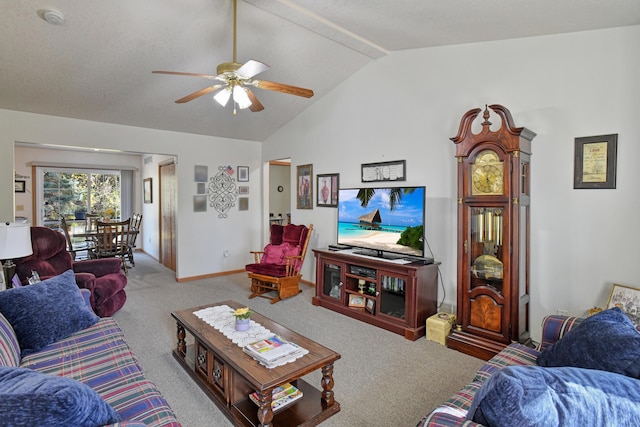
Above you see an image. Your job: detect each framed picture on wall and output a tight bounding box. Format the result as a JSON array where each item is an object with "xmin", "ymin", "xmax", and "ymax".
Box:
[
  {"xmin": 14, "ymin": 180, "xmax": 26, "ymax": 193},
  {"xmin": 361, "ymin": 160, "xmax": 406, "ymax": 182},
  {"xmin": 143, "ymin": 178, "xmax": 152, "ymax": 203},
  {"xmin": 193, "ymin": 195, "xmax": 207, "ymax": 212},
  {"xmin": 237, "ymin": 166, "xmax": 249, "ymax": 182},
  {"xmin": 194, "ymin": 165, "xmax": 208, "ymax": 182},
  {"xmin": 316, "ymin": 173, "xmax": 339, "ymax": 207},
  {"xmin": 296, "ymin": 164, "xmax": 313, "ymax": 209},
  {"xmin": 574, "ymin": 134, "xmax": 617, "ymax": 189}
]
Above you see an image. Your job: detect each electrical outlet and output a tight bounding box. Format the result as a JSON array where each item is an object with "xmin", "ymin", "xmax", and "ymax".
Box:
[{"xmin": 557, "ymin": 308, "xmax": 569, "ymax": 316}]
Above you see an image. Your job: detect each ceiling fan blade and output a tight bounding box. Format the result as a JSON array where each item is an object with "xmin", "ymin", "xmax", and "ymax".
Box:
[
  {"xmin": 152, "ymin": 70, "xmax": 219, "ymax": 80},
  {"xmin": 253, "ymin": 80, "xmax": 314, "ymax": 98},
  {"xmin": 245, "ymin": 89, "xmax": 264, "ymax": 112},
  {"xmin": 235, "ymin": 60, "xmax": 270, "ymax": 79},
  {"xmin": 175, "ymin": 85, "xmax": 223, "ymax": 104}
]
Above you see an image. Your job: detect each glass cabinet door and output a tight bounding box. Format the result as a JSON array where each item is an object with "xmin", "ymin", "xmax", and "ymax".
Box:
[
  {"xmin": 469, "ymin": 207, "xmax": 505, "ymax": 294},
  {"xmin": 322, "ymin": 262, "xmax": 342, "ymax": 300},
  {"xmin": 379, "ymin": 274, "xmax": 406, "ymax": 319}
]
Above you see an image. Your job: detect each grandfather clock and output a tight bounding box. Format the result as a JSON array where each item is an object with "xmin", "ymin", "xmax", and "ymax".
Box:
[{"xmin": 446, "ymin": 104, "xmax": 536, "ymax": 360}]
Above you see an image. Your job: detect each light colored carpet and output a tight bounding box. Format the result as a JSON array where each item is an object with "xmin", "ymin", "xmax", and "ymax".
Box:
[{"xmin": 113, "ymin": 253, "xmax": 485, "ymax": 426}]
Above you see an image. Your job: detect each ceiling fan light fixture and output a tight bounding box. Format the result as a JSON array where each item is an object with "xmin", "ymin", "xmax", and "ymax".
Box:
[
  {"xmin": 233, "ymin": 85, "xmax": 252, "ymax": 110},
  {"xmin": 213, "ymin": 88, "xmax": 231, "ymax": 107}
]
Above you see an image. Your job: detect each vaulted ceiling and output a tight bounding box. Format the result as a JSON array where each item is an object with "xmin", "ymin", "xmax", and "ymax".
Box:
[{"xmin": 2, "ymin": 0, "xmax": 639, "ymax": 141}]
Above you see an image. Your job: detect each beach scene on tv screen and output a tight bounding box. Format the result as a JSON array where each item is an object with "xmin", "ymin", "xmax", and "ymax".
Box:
[{"xmin": 338, "ymin": 187, "xmax": 424, "ymax": 257}]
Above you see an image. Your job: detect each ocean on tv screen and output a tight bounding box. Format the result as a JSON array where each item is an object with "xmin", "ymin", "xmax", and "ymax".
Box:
[{"xmin": 337, "ymin": 187, "xmax": 425, "ymax": 257}]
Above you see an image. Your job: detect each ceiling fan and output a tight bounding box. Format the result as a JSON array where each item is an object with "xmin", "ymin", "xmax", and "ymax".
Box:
[{"xmin": 152, "ymin": 0, "xmax": 314, "ymax": 114}]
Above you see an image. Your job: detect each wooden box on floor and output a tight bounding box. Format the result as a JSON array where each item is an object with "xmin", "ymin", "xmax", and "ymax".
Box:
[{"xmin": 426, "ymin": 312, "xmax": 456, "ymax": 346}]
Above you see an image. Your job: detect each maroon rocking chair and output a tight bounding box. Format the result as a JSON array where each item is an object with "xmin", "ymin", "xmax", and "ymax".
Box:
[{"xmin": 245, "ymin": 223, "xmax": 313, "ymax": 304}]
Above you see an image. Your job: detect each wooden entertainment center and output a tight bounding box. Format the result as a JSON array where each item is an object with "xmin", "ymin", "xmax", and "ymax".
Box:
[{"xmin": 312, "ymin": 249, "xmax": 439, "ymax": 340}]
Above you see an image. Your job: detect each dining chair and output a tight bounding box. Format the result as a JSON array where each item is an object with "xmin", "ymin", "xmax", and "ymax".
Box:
[
  {"xmin": 91, "ymin": 218, "xmax": 131, "ymax": 274},
  {"xmin": 126, "ymin": 213, "xmax": 142, "ymax": 267},
  {"xmin": 60, "ymin": 217, "xmax": 92, "ymax": 261},
  {"xmin": 85, "ymin": 213, "xmax": 100, "ymax": 232}
]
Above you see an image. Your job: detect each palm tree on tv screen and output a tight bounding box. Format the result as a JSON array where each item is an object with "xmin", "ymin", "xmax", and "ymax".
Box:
[{"xmin": 356, "ymin": 187, "xmax": 416, "ymax": 211}]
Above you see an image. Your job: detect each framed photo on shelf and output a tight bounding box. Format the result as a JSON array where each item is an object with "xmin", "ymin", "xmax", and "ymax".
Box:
[
  {"xmin": 237, "ymin": 166, "xmax": 249, "ymax": 182},
  {"xmin": 361, "ymin": 160, "xmax": 406, "ymax": 182},
  {"xmin": 14, "ymin": 180, "xmax": 26, "ymax": 193},
  {"xmin": 348, "ymin": 294, "xmax": 366, "ymax": 308},
  {"xmin": 574, "ymin": 134, "xmax": 617, "ymax": 189},
  {"xmin": 143, "ymin": 178, "xmax": 152, "ymax": 203},
  {"xmin": 296, "ymin": 164, "xmax": 313, "ymax": 209},
  {"xmin": 316, "ymin": 173, "xmax": 339, "ymax": 207},
  {"xmin": 365, "ymin": 298, "xmax": 375, "ymax": 314},
  {"xmin": 606, "ymin": 283, "xmax": 640, "ymax": 327}
]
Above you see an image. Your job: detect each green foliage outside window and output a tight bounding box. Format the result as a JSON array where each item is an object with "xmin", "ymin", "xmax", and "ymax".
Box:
[{"xmin": 42, "ymin": 170, "xmax": 121, "ymax": 224}]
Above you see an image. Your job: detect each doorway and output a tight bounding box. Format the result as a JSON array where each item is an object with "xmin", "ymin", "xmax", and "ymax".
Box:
[{"xmin": 269, "ymin": 159, "xmax": 291, "ymax": 225}]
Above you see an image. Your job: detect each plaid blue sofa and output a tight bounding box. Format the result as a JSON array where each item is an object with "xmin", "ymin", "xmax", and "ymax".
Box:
[
  {"xmin": 417, "ymin": 315, "xmax": 583, "ymax": 427},
  {"xmin": 0, "ymin": 312, "xmax": 180, "ymax": 427}
]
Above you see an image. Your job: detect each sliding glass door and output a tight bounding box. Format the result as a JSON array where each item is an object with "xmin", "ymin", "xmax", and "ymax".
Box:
[{"xmin": 36, "ymin": 167, "xmax": 122, "ymax": 228}]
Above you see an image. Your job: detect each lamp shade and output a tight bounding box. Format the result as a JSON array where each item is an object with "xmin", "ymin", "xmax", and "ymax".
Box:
[{"xmin": 0, "ymin": 222, "xmax": 33, "ymax": 260}]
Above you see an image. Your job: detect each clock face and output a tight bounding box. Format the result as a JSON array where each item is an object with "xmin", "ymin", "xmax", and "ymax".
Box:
[{"xmin": 471, "ymin": 150, "xmax": 504, "ymax": 195}]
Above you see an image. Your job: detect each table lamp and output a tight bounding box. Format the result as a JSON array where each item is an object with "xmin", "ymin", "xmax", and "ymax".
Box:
[{"xmin": 0, "ymin": 222, "xmax": 33, "ymax": 289}]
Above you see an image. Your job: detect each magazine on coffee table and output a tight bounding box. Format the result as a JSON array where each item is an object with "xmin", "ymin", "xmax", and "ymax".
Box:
[
  {"xmin": 249, "ymin": 382, "xmax": 303, "ymax": 411},
  {"xmin": 243, "ymin": 335, "xmax": 308, "ymax": 368}
]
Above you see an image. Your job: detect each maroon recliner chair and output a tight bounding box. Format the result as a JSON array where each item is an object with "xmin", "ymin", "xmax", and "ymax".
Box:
[{"xmin": 14, "ymin": 226, "xmax": 127, "ymax": 317}]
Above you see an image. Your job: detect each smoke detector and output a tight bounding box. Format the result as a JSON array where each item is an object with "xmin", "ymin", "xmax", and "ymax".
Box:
[{"xmin": 37, "ymin": 9, "xmax": 65, "ymax": 25}]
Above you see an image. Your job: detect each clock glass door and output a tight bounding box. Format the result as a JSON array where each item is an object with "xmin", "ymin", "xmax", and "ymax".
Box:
[{"xmin": 467, "ymin": 206, "xmax": 505, "ymax": 334}]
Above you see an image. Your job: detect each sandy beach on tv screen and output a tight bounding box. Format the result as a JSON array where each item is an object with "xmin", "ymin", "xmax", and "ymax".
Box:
[{"xmin": 341, "ymin": 231, "xmax": 421, "ymax": 256}]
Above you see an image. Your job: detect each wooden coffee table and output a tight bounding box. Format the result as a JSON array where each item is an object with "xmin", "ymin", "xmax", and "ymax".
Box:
[{"xmin": 171, "ymin": 300, "xmax": 341, "ymax": 427}]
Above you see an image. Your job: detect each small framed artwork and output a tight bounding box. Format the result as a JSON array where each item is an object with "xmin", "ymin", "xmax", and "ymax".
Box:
[
  {"xmin": 238, "ymin": 186, "xmax": 249, "ymax": 195},
  {"xmin": 606, "ymin": 283, "xmax": 640, "ymax": 327},
  {"xmin": 196, "ymin": 182, "xmax": 206, "ymax": 195},
  {"xmin": 574, "ymin": 134, "xmax": 617, "ymax": 189},
  {"xmin": 238, "ymin": 197, "xmax": 249, "ymax": 211},
  {"xmin": 296, "ymin": 164, "xmax": 313, "ymax": 209},
  {"xmin": 237, "ymin": 166, "xmax": 249, "ymax": 182},
  {"xmin": 193, "ymin": 195, "xmax": 207, "ymax": 212},
  {"xmin": 365, "ymin": 298, "xmax": 375, "ymax": 314},
  {"xmin": 194, "ymin": 165, "xmax": 208, "ymax": 182},
  {"xmin": 348, "ymin": 294, "xmax": 366, "ymax": 308},
  {"xmin": 361, "ymin": 160, "xmax": 406, "ymax": 182},
  {"xmin": 14, "ymin": 180, "xmax": 26, "ymax": 193},
  {"xmin": 317, "ymin": 173, "xmax": 339, "ymax": 207},
  {"xmin": 143, "ymin": 178, "xmax": 153, "ymax": 203}
]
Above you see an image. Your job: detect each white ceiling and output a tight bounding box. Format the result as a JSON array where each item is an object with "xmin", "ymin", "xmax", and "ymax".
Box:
[{"xmin": 2, "ymin": 1, "xmax": 639, "ymax": 142}]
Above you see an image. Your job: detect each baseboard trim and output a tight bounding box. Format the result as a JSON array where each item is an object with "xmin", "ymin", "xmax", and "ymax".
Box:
[{"xmin": 176, "ymin": 269, "xmax": 246, "ymax": 283}]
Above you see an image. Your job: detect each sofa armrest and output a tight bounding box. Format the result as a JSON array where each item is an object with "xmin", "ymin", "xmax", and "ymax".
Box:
[
  {"xmin": 537, "ymin": 315, "xmax": 583, "ymax": 351},
  {"xmin": 73, "ymin": 258, "xmax": 123, "ymax": 277},
  {"xmin": 106, "ymin": 422, "xmax": 147, "ymax": 427},
  {"xmin": 73, "ymin": 272, "xmax": 96, "ymax": 292},
  {"xmin": 417, "ymin": 411, "xmax": 482, "ymax": 427}
]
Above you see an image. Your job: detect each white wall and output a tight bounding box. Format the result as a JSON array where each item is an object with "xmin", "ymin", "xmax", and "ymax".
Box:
[
  {"xmin": 0, "ymin": 111, "xmax": 263, "ymax": 280},
  {"xmin": 263, "ymin": 26, "xmax": 640, "ymax": 340}
]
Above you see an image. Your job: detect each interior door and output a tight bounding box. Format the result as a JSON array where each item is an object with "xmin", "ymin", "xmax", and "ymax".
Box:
[{"xmin": 159, "ymin": 162, "xmax": 177, "ymax": 271}]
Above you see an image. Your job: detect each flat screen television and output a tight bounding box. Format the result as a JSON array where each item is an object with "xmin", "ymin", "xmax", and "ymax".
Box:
[{"xmin": 337, "ymin": 186, "xmax": 427, "ymax": 260}]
